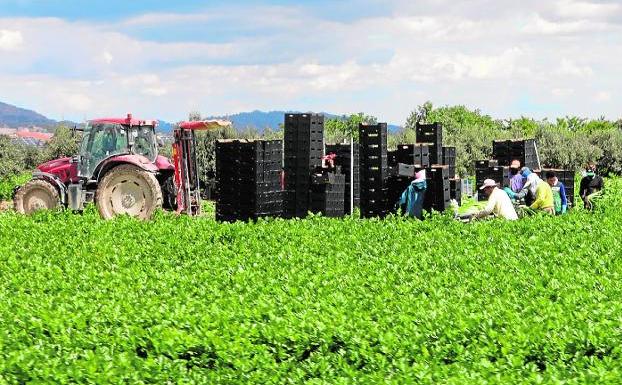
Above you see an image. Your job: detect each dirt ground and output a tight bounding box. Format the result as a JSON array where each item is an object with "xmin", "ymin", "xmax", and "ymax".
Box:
[{"xmin": 0, "ymin": 201, "xmax": 12, "ymax": 212}]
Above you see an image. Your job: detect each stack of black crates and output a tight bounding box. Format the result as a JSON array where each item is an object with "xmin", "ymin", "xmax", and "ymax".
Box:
[
  {"xmin": 442, "ymin": 146, "xmax": 456, "ymax": 178},
  {"xmin": 425, "ymin": 165, "xmax": 451, "ymax": 212},
  {"xmin": 359, "ymin": 123, "xmax": 389, "ymax": 218},
  {"xmin": 492, "ymin": 139, "xmax": 539, "ymax": 170},
  {"xmin": 325, "ymin": 144, "xmax": 360, "ymax": 214},
  {"xmin": 284, "ymin": 113, "xmax": 324, "ymax": 218},
  {"xmin": 215, "ymin": 140, "xmax": 283, "ymax": 222},
  {"xmin": 540, "ymin": 169, "xmax": 576, "ymax": 207},
  {"xmin": 416, "ymin": 123, "xmax": 443, "ymax": 165},
  {"xmin": 396, "ymin": 144, "xmax": 431, "ymax": 168},
  {"xmin": 310, "ymin": 171, "xmax": 346, "ymax": 217},
  {"xmin": 442, "ymin": 145, "xmax": 459, "ymax": 204},
  {"xmin": 389, "ymin": 122, "xmax": 457, "ymax": 211},
  {"xmin": 475, "ymin": 163, "xmax": 510, "ymax": 201}
]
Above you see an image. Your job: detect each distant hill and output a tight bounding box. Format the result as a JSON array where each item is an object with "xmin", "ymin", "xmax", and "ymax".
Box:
[
  {"xmin": 0, "ymin": 101, "xmax": 56, "ymax": 128},
  {"xmin": 0, "ymin": 101, "xmax": 401, "ymax": 134},
  {"xmin": 201, "ymin": 110, "xmax": 402, "ymax": 133}
]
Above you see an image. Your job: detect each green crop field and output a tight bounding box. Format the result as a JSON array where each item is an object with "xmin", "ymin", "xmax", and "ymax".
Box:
[{"xmin": 1, "ymin": 180, "xmax": 622, "ymax": 384}]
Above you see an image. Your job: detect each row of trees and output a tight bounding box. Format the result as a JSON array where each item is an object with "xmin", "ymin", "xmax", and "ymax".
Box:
[
  {"xmin": 1, "ymin": 105, "xmax": 620, "ymax": 187},
  {"xmin": 402, "ymin": 102, "xmax": 622, "ymax": 177},
  {"xmin": 0, "ymin": 126, "xmax": 79, "ymax": 179}
]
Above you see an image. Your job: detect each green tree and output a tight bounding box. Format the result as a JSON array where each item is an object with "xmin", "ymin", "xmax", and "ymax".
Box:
[
  {"xmin": 44, "ymin": 125, "xmax": 80, "ymax": 161},
  {"xmin": 189, "ymin": 112, "xmax": 239, "ymax": 189},
  {"xmin": 0, "ymin": 135, "xmax": 26, "ymax": 178},
  {"xmin": 325, "ymin": 113, "xmax": 377, "ymax": 144},
  {"xmin": 417, "ymin": 103, "xmax": 504, "ymax": 176}
]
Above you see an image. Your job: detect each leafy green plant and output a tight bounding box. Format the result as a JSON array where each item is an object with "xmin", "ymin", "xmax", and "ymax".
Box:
[
  {"xmin": 0, "ymin": 172, "xmax": 30, "ymax": 201},
  {"xmin": 0, "ymin": 179, "xmax": 621, "ymax": 383}
]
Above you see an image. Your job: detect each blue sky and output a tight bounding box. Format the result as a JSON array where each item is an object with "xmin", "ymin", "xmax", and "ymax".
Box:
[{"xmin": 0, "ymin": 0, "xmax": 620, "ymax": 123}]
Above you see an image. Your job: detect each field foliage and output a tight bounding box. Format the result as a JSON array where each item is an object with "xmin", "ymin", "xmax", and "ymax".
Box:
[{"xmin": 0, "ymin": 180, "xmax": 621, "ymax": 384}]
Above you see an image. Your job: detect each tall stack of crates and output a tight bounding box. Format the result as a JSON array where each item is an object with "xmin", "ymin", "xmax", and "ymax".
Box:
[
  {"xmin": 215, "ymin": 140, "xmax": 283, "ymax": 221},
  {"xmin": 416, "ymin": 122, "xmax": 443, "ymax": 164},
  {"xmin": 492, "ymin": 139, "xmax": 539, "ymax": 170},
  {"xmin": 475, "ymin": 164, "xmax": 510, "ymax": 201},
  {"xmin": 540, "ymin": 169, "xmax": 576, "ymax": 207},
  {"xmin": 359, "ymin": 123, "xmax": 389, "ymax": 218},
  {"xmin": 310, "ymin": 171, "xmax": 346, "ymax": 217},
  {"xmin": 325, "ymin": 144, "xmax": 360, "ymax": 214},
  {"xmin": 283, "ymin": 113, "xmax": 324, "ymax": 217},
  {"xmin": 396, "ymin": 144, "xmax": 430, "ymax": 167},
  {"xmin": 442, "ymin": 146, "xmax": 457, "ymax": 179},
  {"xmin": 424, "ymin": 165, "xmax": 450, "ymax": 212}
]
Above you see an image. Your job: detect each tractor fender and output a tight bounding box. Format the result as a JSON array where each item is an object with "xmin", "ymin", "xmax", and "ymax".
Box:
[
  {"xmin": 28, "ymin": 171, "xmax": 68, "ymax": 205},
  {"xmin": 94, "ymin": 155, "xmax": 159, "ymax": 182}
]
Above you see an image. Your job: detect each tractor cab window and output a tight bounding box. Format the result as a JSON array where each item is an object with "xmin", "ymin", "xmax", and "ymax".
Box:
[
  {"xmin": 131, "ymin": 125, "xmax": 157, "ymax": 161},
  {"xmin": 79, "ymin": 123, "xmax": 128, "ymax": 178}
]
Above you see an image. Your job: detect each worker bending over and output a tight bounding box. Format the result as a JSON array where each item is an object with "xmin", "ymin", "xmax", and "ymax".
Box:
[
  {"xmin": 580, "ymin": 162, "xmax": 604, "ymax": 210},
  {"xmin": 474, "ymin": 179, "xmax": 518, "ymax": 220},
  {"xmin": 525, "ymin": 173, "xmax": 554, "ymax": 214}
]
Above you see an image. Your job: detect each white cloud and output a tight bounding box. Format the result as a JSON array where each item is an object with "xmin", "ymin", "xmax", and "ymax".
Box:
[
  {"xmin": 553, "ymin": 0, "xmax": 622, "ymax": 20},
  {"xmin": 102, "ymin": 51, "xmax": 114, "ymax": 65},
  {"xmin": 551, "ymin": 88, "xmax": 575, "ymax": 97},
  {"xmin": 522, "ymin": 14, "xmax": 605, "ymax": 34},
  {"xmin": 595, "ymin": 91, "xmax": 612, "ymax": 102},
  {"xmin": 556, "ymin": 59, "xmax": 594, "ymax": 77},
  {"xmin": 0, "ymin": 29, "xmax": 23, "ymax": 50},
  {"xmin": 0, "ymin": 1, "xmax": 620, "ymax": 123}
]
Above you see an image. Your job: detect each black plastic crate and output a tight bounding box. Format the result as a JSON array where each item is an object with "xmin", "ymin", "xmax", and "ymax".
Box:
[{"xmin": 416, "ymin": 122, "xmax": 442, "ymax": 146}]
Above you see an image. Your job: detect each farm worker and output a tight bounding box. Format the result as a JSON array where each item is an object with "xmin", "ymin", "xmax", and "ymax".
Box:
[
  {"xmin": 517, "ymin": 167, "xmax": 540, "ymax": 205},
  {"xmin": 509, "ymin": 159, "xmax": 524, "ymax": 193},
  {"xmin": 580, "ymin": 162, "xmax": 604, "ymax": 210},
  {"xmin": 474, "ymin": 179, "xmax": 518, "ymax": 220},
  {"xmin": 526, "ymin": 176, "xmax": 554, "ymax": 214},
  {"xmin": 398, "ymin": 170, "xmax": 427, "ymax": 219},
  {"xmin": 545, "ymin": 171, "xmax": 568, "ymax": 215}
]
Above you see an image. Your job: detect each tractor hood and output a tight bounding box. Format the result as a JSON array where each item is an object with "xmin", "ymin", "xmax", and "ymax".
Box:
[
  {"xmin": 38, "ymin": 157, "xmax": 72, "ymax": 173},
  {"xmin": 37, "ymin": 157, "xmax": 78, "ymax": 183}
]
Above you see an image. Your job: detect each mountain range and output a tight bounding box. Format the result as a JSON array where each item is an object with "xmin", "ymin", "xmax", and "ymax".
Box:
[
  {"xmin": 0, "ymin": 101, "xmax": 57, "ymax": 127},
  {"xmin": 0, "ymin": 101, "xmax": 401, "ymax": 133}
]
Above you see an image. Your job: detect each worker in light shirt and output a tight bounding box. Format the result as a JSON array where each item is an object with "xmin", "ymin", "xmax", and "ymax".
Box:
[{"xmin": 474, "ymin": 179, "xmax": 519, "ymax": 220}]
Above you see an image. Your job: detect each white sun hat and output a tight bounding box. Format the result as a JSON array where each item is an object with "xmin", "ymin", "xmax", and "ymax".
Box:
[{"xmin": 479, "ymin": 179, "xmax": 497, "ymax": 190}]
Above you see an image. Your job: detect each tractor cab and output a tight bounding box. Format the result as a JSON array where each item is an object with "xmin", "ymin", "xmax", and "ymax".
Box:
[{"xmin": 78, "ymin": 116, "xmax": 158, "ymax": 179}]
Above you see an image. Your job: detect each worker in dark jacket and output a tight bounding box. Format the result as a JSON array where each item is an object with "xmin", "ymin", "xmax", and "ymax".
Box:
[{"xmin": 580, "ymin": 162, "xmax": 604, "ymax": 210}]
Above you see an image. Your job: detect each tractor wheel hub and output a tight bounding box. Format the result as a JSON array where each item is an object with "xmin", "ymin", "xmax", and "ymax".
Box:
[{"xmin": 121, "ymin": 194, "xmax": 136, "ymax": 209}]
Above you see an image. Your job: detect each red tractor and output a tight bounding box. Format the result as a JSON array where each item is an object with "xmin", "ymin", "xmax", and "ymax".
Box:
[{"xmin": 13, "ymin": 114, "xmax": 230, "ymax": 219}]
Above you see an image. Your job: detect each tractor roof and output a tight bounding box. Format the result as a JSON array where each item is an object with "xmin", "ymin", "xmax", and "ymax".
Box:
[{"xmin": 89, "ymin": 114, "xmax": 157, "ymax": 127}]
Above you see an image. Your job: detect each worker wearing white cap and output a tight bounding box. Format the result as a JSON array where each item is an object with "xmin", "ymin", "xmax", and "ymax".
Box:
[{"xmin": 474, "ymin": 179, "xmax": 519, "ymax": 220}]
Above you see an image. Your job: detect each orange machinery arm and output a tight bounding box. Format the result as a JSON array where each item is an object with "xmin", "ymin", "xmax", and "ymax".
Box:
[{"xmin": 172, "ymin": 120, "xmax": 232, "ymax": 215}]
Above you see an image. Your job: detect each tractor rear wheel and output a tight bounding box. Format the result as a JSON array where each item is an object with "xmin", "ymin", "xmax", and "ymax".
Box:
[
  {"xmin": 14, "ymin": 179, "xmax": 61, "ymax": 214},
  {"xmin": 96, "ymin": 165, "xmax": 162, "ymax": 220}
]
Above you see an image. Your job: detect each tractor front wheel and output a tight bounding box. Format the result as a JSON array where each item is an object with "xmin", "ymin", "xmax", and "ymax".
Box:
[
  {"xmin": 14, "ymin": 179, "xmax": 61, "ymax": 214},
  {"xmin": 96, "ymin": 165, "xmax": 162, "ymax": 220}
]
